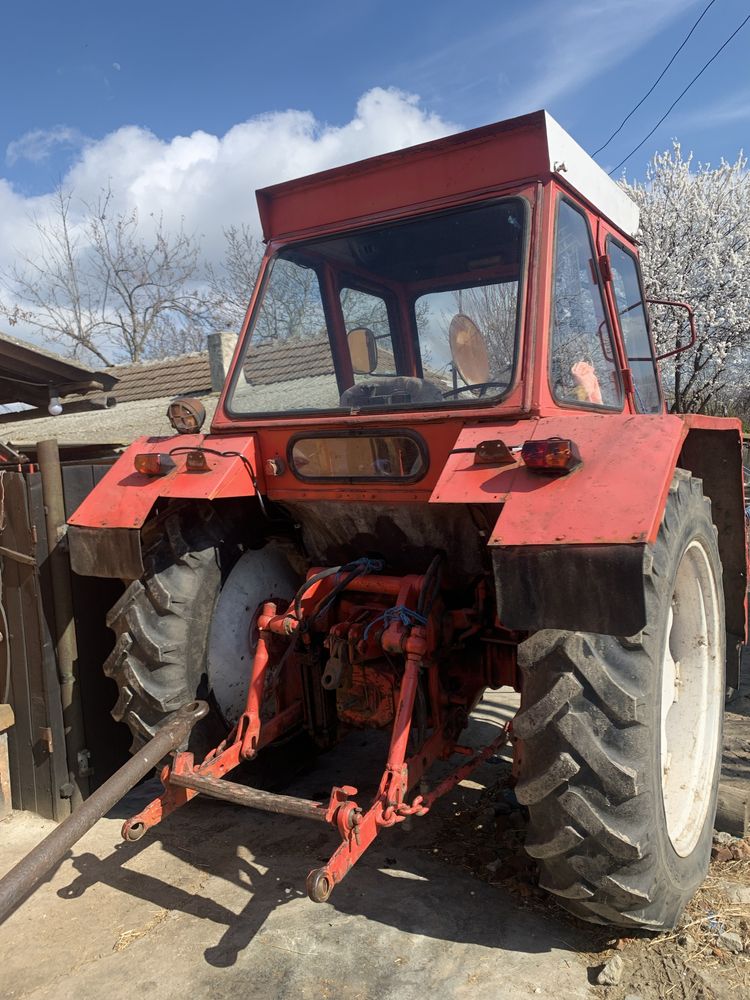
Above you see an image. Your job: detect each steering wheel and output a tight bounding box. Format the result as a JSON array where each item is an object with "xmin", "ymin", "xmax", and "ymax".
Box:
[{"xmin": 442, "ymin": 380, "xmax": 510, "ymax": 399}]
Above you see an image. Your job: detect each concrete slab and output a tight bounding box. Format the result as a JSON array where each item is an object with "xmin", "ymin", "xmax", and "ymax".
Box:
[{"xmin": 0, "ymin": 692, "xmax": 593, "ymax": 999}]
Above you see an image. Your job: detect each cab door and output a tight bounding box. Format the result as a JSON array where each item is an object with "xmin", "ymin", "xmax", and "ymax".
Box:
[{"xmin": 596, "ymin": 219, "xmax": 664, "ymax": 414}]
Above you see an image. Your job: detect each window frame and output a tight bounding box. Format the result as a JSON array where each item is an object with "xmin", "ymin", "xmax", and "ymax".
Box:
[
  {"xmin": 224, "ymin": 195, "xmax": 531, "ymax": 419},
  {"xmin": 547, "ymin": 194, "xmax": 625, "ymax": 413},
  {"xmin": 407, "ymin": 195, "xmax": 530, "ymax": 401},
  {"xmin": 224, "ymin": 253, "xmax": 342, "ymax": 419},
  {"xmin": 287, "ymin": 428, "xmax": 429, "ymax": 484},
  {"xmin": 605, "ymin": 234, "xmax": 663, "ymax": 414}
]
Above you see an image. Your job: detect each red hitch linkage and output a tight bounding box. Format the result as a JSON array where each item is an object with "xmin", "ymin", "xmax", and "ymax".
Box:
[{"xmin": 121, "ymin": 567, "xmax": 510, "ymax": 902}]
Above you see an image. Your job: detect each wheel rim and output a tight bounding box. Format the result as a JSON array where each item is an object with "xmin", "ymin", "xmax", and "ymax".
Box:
[
  {"xmin": 660, "ymin": 539, "xmax": 723, "ymax": 857},
  {"xmin": 207, "ymin": 548, "xmax": 298, "ymax": 726}
]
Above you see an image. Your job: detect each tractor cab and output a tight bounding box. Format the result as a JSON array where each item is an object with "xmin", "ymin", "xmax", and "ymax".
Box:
[{"xmin": 213, "ymin": 109, "xmax": 671, "ymax": 441}]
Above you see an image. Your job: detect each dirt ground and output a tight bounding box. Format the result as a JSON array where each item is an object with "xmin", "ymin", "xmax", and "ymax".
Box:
[
  {"xmin": 433, "ymin": 677, "xmax": 750, "ymax": 1000},
  {"xmin": 0, "ymin": 679, "xmax": 749, "ymax": 1000}
]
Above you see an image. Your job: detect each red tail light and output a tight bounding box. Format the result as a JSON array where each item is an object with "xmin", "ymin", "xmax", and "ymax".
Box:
[
  {"xmin": 134, "ymin": 453, "xmax": 175, "ymax": 476},
  {"xmin": 521, "ymin": 437, "xmax": 580, "ymax": 474}
]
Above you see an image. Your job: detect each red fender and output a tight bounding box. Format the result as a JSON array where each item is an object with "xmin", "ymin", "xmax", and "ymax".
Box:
[
  {"xmin": 68, "ymin": 433, "xmax": 262, "ymax": 531},
  {"xmin": 431, "ymin": 413, "xmax": 746, "ymax": 647}
]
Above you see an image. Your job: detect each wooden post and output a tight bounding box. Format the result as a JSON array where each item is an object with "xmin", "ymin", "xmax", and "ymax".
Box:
[
  {"xmin": 0, "ymin": 704, "xmax": 14, "ymax": 820},
  {"xmin": 715, "ymin": 779, "xmax": 750, "ymax": 839}
]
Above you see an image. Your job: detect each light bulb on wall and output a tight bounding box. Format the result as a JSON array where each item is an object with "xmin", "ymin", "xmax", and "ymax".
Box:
[{"xmin": 48, "ymin": 396, "xmax": 63, "ymax": 416}]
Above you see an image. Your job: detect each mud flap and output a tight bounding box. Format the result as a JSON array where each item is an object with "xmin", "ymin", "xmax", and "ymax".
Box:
[
  {"xmin": 492, "ymin": 543, "xmax": 646, "ymax": 634},
  {"xmin": 68, "ymin": 524, "xmax": 143, "ymax": 580}
]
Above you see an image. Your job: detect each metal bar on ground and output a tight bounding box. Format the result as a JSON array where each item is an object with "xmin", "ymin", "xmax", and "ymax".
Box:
[
  {"xmin": 168, "ymin": 771, "xmax": 328, "ymax": 822},
  {"xmin": 0, "ymin": 700, "xmax": 208, "ymax": 925}
]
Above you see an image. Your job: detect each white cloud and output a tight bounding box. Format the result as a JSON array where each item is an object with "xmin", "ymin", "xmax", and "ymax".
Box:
[
  {"xmin": 6, "ymin": 125, "xmax": 86, "ymax": 166},
  {"xmin": 400, "ymin": 0, "xmax": 698, "ymax": 123},
  {"xmin": 0, "ymin": 87, "xmax": 455, "ymax": 271},
  {"xmin": 673, "ymin": 89, "xmax": 750, "ymax": 130},
  {"xmin": 499, "ymin": 0, "xmax": 700, "ymax": 117}
]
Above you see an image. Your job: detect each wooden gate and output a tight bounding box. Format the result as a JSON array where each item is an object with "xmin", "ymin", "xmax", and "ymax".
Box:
[
  {"xmin": 0, "ymin": 469, "xmax": 70, "ymax": 820},
  {"xmin": 0, "ymin": 458, "xmax": 128, "ymax": 820}
]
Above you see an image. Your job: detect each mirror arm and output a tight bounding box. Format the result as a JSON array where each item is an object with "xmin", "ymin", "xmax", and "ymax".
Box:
[{"xmin": 648, "ymin": 299, "xmax": 697, "ymax": 361}]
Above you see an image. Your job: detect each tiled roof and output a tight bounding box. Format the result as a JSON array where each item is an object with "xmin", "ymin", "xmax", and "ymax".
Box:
[
  {"xmin": 103, "ymin": 352, "xmax": 212, "ymax": 403},
  {"xmin": 0, "ymin": 330, "xmax": 117, "ymax": 407},
  {"xmin": 245, "ymin": 337, "xmax": 333, "ymax": 385}
]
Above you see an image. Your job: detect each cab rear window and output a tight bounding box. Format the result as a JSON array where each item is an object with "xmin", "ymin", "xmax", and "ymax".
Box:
[{"xmin": 289, "ymin": 433, "xmax": 427, "ymax": 482}]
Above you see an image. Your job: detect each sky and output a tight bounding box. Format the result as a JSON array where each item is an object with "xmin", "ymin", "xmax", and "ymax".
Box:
[{"xmin": 0, "ymin": 0, "xmax": 748, "ymax": 350}]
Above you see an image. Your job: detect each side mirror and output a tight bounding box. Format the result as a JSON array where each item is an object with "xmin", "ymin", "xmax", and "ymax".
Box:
[
  {"xmin": 348, "ymin": 327, "xmax": 378, "ymax": 374},
  {"xmin": 647, "ymin": 299, "xmax": 697, "ymax": 361}
]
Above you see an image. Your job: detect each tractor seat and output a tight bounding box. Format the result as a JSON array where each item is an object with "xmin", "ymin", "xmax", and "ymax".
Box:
[{"xmin": 340, "ymin": 377, "xmax": 443, "ymax": 408}]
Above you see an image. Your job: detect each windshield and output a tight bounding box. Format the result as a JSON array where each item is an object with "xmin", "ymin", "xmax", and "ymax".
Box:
[{"xmin": 227, "ymin": 198, "xmax": 527, "ymax": 416}]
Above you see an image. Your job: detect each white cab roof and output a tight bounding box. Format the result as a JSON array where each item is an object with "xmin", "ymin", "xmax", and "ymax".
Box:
[{"xmin": 544, "ymin": 112, "xmax": 640, "ymax": 237}]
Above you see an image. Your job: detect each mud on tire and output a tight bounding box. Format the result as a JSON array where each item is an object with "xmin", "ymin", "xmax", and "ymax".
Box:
[
  {"xmin": 514, "ymin": 470, "xmax": 725, "ymax": 930},
  {"xmin": 104, "ymin": 506, "xmax": 235, "ymax": 752}
]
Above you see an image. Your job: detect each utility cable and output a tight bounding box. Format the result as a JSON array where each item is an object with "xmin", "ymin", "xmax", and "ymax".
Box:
[
  {"xmin": 608, "ymin": 12, "xmax": 750, "ymax": 175},
  {"xmin": 592, "ymin": 0, "xmax": 718, "ymax": 158}
]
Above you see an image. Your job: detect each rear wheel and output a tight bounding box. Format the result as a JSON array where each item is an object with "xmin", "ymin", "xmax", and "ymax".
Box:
[
  {"xmin": 105, "ymin": 507, "xmax": 231, "ymax": 752},
  {"xmin": 105, "ymin": 507, "xmax": 299, "ymax": 756},
  {"xmin": 513, "ymin": 470, "xmax": 725, "ymax": 929}
]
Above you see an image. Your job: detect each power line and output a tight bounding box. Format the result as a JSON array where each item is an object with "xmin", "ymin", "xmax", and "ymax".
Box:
[
  {"xmin": 592, "ymin": 0, "xmax": 718, "ymax": 158},
  {"xmin": 609, "ymin": 12, "xmax": 750, "ymax": 175}
]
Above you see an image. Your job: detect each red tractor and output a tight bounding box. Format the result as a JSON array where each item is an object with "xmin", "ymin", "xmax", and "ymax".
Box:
[{"xmin": 68, "ymin": 110, "xmax": 747, "ymax": 931}]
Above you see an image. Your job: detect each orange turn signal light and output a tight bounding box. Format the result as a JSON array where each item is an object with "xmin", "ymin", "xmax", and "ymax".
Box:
[
  {"xmin": 474, "ymin": 439, "xmax": 516, "ymax": 466},
  {"xmin": 521, "ymin": 437, "xmax": 581, "ymax": 474},
  {"xmin": 134, "ymin": 453, "xmax": 176, "ymax": 476}
]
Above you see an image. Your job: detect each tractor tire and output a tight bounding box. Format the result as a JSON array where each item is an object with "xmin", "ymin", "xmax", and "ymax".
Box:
[
  {"xmin": 104, "ymin": 506, "xmax": 236, "ymax": 753},
  {"xmin": 514, "ymin": 470, "xmax": 725, "ymax": 930}
]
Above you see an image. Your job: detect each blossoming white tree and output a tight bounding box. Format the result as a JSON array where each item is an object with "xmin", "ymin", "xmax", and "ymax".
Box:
[{"xmin": 621, "ymin": 146, "xmax": 750, "ymax": 415}]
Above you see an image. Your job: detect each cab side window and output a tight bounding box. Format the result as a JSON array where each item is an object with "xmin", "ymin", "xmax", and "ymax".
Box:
[
  {"xmin": 550, "ymin": 200, "xmax": 622, "ymax": 408},
  {"xmin": 606, "ymin": 240, "xmax": 662, "ymax": 413}
]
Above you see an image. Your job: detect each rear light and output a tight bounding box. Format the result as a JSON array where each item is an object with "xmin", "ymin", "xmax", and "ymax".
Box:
[
  {"xmin": 474, "ymin": 439, "xmax": 516, "ymax": 466},
  {"xmin": 521, "ymin": 437, "xmax": 581, "ymax": 474},
  {"xmin": 166, "ymin": 397, "xmax": 206, "ymax": 434},
  {"xmin": 134, "ymin": 453, "xmax": 176, "ymax": 476},
  {"xmin": 185, "ymin": 449, "xmax": 210, "ymax": 471}
]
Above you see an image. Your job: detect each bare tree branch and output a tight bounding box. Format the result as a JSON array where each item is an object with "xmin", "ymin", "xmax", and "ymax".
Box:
[{"xmin": 0, "ymin": 185, "xmax": 210, "ymax": 365}]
